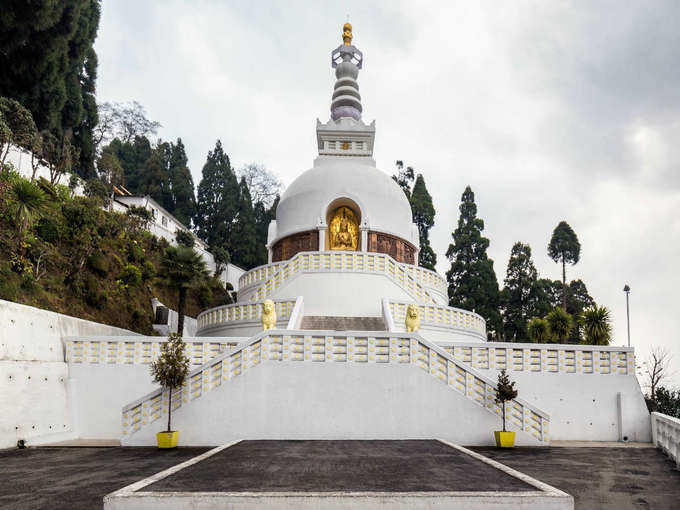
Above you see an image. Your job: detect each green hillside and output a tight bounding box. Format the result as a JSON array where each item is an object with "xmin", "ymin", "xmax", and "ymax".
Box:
[{"xmin": 0, "ymin": 169, "xmax": 231, "ymax": 334}]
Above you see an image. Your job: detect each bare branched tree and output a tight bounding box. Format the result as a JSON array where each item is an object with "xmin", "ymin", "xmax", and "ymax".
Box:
[
  {"xmin": 94, "ymin": 101, "xmax": 161, "ymax": 152},
  {"xmin": 639, "ymin": 346, "xmax": 674, "ymax": 400},
  {"xmin": 237, "ymin": 163, "xmax": 282, "ymax": 207}
]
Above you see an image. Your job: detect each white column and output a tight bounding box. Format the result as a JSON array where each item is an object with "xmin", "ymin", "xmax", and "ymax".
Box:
[
  {"xmin": 318, "ymin": 226, "xmax": 327, "ymax": 251},
  {"xmin": 360, "ymin": 227, "xmax": 368, "ymax": 252}
]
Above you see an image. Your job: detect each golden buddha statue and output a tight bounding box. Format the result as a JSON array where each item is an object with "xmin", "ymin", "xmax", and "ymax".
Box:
[{"xmin": 329, "ymin": 206, "xmax": 358, "ymax": 250}]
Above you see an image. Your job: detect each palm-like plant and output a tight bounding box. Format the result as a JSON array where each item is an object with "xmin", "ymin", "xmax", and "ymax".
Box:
[
  {"xmin": 527, "ymin": 317, "xmax": 550, "ymax": 343},
  {"xmin": 158, "ymin": 245, "xmax": 208, "ymax": 335},
  {"xmin": 580, "ymin": 306, "xmax": 612, "ymax": 345},
  {"xmin": 546, "ymin": 307, "xmax": 573, "ymax": 344},
  {"xmin": 12, "ymin": 179, "xmax": 46, "ymax": 234}
]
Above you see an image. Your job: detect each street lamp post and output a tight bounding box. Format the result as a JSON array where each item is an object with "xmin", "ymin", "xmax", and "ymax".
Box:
[{"xmin": 623, "ymin": 285, "xmax": 631, "ymax": 347}]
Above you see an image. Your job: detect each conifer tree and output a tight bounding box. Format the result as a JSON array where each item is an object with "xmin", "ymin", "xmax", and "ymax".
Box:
[
  {"xmin": 138, "ymin": 150, "xmax": 166, "ymax": 203},
  {"xmin": 446, "ymin": 186, "xmax": 501, "ymax": 339},
  {"xmin": 548, "ymin": 221, "xmax": 581, "ymax": 311},
  {"xmin": 168, "ymin": 139, "xmax": 196, "ymax": 227},
  {"xmin": 410, "ymin": 174, "xmax": 437, "ymax": 270},
  {"xmin": 229, "ymin": 178, "xmax": 259, "ymax": 269},
  {"xmin": 501, "ymin": 242, "xmax": 541, "ymax": 342},
  {"xmin": 194, "ymin": 140, "xmax": 239, "ymax": 262},
  {"xmin": 0, "ymin": 1, "xmax": 101, "ymax": 177},
  {"xmin": 107, "ymin": 135, "xmax": 153, "ymax": 193}
]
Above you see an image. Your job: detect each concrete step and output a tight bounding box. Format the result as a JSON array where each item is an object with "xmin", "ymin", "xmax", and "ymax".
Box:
[{"xmin": 299, "ymin": 316, "xmax": 386, "ymax": 331}]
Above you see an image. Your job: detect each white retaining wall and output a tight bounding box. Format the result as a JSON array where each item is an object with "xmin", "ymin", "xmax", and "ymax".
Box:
[
  {"xmin": 0, "ymin": 299, "xmax": 137, "ymax": 448},
  {"xmin": 497, "ymin": 370, "xmax": 650, "ymax": 442},
  {"xmin": 431, "ymin": 341, "xmax": 651, "ymax": 442},
  {"xmin": 64, "ymin": 337, "xmax": 243, "ymax": 439},
  {"xmin": 122, "ymin": 362, "xmax": 543, "ymax": 447}
]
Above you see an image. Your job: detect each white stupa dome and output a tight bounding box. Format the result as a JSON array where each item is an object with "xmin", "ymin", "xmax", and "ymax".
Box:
[{"xmin": 273, "ymin": 156, "xmax": 416, "ymax": 246}]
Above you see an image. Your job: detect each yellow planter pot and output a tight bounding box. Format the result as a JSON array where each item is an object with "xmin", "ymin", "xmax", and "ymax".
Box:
[
  {"xmin": 494, "ymin": 431, "xmax": 515, "ymax": 448},
  {"xmin": 156, "ymin": 431, "xmax": 179, "ymax": 449}
]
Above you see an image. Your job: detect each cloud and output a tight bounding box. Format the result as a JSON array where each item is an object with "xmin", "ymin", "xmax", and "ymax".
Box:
[{"xmin": 95, "ymin": 0, "xmax": 680, "ymax": 385}]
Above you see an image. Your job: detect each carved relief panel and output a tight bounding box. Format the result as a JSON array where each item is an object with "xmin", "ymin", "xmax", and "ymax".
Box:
[
  {"xmin": 272, "ymin": 230, "xmax": 319, "ymax": 262},
  {"xmin": 367, "ymin": 231, "xmax": 416, "ymax": 265}
]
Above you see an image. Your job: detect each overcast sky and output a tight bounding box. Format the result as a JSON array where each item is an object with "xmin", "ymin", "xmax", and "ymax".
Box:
[{"xmin": 95, "ymin": 1, "xmax": 680, "ymax": 386}]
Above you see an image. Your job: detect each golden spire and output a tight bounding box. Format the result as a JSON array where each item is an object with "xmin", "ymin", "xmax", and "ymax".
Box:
[{"xmin": 342, "ymin": 22, "xmax": 352, "ymax": 46}]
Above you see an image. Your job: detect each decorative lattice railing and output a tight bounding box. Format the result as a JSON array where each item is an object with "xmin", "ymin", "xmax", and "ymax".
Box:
[
  {"xmin": 238, "ymin": 260, "xmax": 288, "ymax": 291},
  {"xmin": 121, "ymin": 330, "xmax": 550, "ymax": 443},
  {"xmin": 388, "ymin": 300, "xmax": 486, "ymax": 339},
  {"xmin": 652, "ymin": 412, "xmax": 680, "ymax": 468},
  {"xmin": 245, "ymin": 251, "xmax": 442, "ymax": 305},
  {"xmin": 64, "ymin": 337, "xmax": 242, "ymax": 366},
  {"xmin": 434, "ymin": 341, "xmax": 635, "ymax": 376},
  {"xmin": 196, "ymin": 299, "xmax": 296, "ymax": 332}
]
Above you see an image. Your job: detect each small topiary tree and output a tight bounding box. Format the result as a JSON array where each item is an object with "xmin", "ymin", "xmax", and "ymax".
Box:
[
  {"xmin": 150, "ymin": 333, "xmax": 190, "ymax": 432},
  {"xmin": 494, "ymin": 369, "xmax": 518, "ymax": 432}
]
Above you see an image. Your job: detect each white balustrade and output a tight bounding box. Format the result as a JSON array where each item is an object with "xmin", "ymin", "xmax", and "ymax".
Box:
[
  {"xmin": 388, "ymin": 300, "xmax": 486, "ymax": 338},
  {"xmin": 64, "ymin": 337, "xmax": 241, "ymax": 366},
  {"xmin": 196, "ymin": 299, "xmax": 297, "ymax": 333},
  {"xmin": 435, "ymin": 341, "xmax": 635, "ymax": 376},
  {"xmin": 652, "ymin": 412, "xmax": 680, "ymax": 468},
  {"xmin": 245, "ymin": 251, "xmax": 444, "ymax": 305},
  {"xmin": 238, "ymin": 260, "xmax": 288, "ymax": 291},
  {"xmin": 121, "ymin": 330, "xmax": 550, "ymax": 443}
]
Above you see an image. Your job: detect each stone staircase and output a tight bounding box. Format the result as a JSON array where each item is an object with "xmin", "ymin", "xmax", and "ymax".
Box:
[
  {"xmin": 300, "ymin": 316, "xmax": 385, "ymax": 331},
  {"xmin": 120, "ymin": 330, "xmax": 551, "ymax": 446}
]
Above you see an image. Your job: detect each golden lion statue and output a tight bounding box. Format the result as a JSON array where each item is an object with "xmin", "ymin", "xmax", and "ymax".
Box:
[
  {"xmin": 405, "ymin": 304, "xmax": 420, "ymax": 332},
  {"xmin": 261, "ymin": 299, "xmax": 277, "ymax": 330}
]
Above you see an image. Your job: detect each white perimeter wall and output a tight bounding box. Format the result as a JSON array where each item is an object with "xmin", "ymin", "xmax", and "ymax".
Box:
[
  {"xmin": 0, "ymin": 299, "xmax": 137, "ymax": 448},
  {"xmin": 123, "ymin": 362, "xmax": 543, "ymax": 447},
  {"xmin": 69, "ymin": 364, "xmax": 157, "ymax": 440},
  {"xmin": 477, "ymin": 367, "xmax": 651, "ymax": 442}
]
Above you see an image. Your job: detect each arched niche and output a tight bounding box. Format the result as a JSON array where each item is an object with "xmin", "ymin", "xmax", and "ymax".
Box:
[{"xmin": 325, "ymin": 197, "xmax": 362, "ymax": 251}]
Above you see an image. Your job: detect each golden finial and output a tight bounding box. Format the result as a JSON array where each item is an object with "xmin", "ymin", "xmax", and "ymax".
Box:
[{"xmin": 342, "ymin": 22, "xmax": 352, "ymax": 46}]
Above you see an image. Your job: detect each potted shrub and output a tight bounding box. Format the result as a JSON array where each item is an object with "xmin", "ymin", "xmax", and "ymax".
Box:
[
  {"xmin": 494, "ymin": 369, "xmax": 518, "ymax": 448},
  {"xmin": 150, "ymin": 333, "xmax": 190, "ymax": 448}
]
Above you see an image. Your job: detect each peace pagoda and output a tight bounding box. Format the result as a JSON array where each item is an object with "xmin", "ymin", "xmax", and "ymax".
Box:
[
  {"xmin": 53, "ymin": 23, "xmax": 650, "ymax": 450},
  {"xmin": 197, "ymin": 22, "xmax": 477, "ymax": 340}
]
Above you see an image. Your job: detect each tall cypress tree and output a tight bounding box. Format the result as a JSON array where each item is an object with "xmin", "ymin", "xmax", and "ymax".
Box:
[
  {"xmin": 138, "ymin": 150, "xmax": 166, "ymax": 203},
  {"xmin": 106, "ymin": 135, "xmax": 153, "ymax": 193},
  {"xmin": 194, "ymin": 140, "xmax": 239, "ymax": 261},
  {"xmin": 410, "ymin": 174, "xmax": 437, "ymax": 270},
  {"xmin": 445, "ymin": 186, "xmax": 501, "ymax": 339},
  {"xmin": 230, "ymin": 177, "xmax": 259, "ymax": 269},
  {"xmin": 548, "ymin": 221, "xmax": 581, "ymax": 310},
  {"xmin": 168, "ymin": 138, "xmax": 196, "ymax": 227},
  {"xmin": 501, "ymin": 242, "xmax": 541, "ymax": 342},
  {"xmin": 0, "ymin": 1, "xmax": 101, "ymax": 177}
]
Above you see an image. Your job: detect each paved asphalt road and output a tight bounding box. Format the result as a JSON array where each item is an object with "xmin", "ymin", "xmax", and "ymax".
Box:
[{"xmin": 0, "ymin": 443, "xmax": 678, "ymax": 509}]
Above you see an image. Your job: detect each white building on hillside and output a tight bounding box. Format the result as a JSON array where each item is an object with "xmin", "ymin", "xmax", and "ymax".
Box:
[
  {"xmin": 111, "ymin": 194, "xmax": 244, "ymax": 291},
  {"xmin": 4, "ymin": 143, "xmax": 244, "ymax": 292}
]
